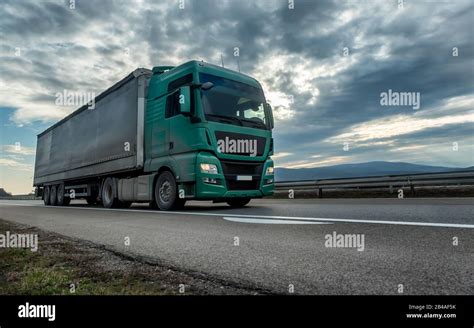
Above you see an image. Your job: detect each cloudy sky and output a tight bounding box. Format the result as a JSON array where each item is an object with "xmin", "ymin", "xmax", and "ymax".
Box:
[{"xmin": 0, "ymin": 0, "xmax": 473, "ymax": 194}]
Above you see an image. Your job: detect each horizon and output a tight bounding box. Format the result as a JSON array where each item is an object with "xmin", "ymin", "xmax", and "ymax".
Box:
[{"xmin": 274, "ymin": 160, "xmax": 474, "ymax": 170}]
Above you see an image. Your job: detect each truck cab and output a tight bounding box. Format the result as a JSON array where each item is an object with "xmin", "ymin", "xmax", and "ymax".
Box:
[{"xmin": 144, "ymin": 61, "xmax": 275, "ymax": 209}]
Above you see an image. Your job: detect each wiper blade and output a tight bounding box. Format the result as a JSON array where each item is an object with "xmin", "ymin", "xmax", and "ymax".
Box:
[
  {"xmin": 206, "ymin": 114, "xmax": 243, "ymax": 126},
  {"xmin": 239, "ymin": 117, "xmax": 267, "ymax": 128}
]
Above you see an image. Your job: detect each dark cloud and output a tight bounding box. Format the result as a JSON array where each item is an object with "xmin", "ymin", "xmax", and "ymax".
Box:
[{"xmin": 1, "ymin": 1, "xmax": 80, "ymax": 38}]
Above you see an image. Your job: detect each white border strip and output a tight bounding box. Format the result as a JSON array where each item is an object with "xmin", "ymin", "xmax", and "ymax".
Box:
[{"xmin": 223, "ymin": 217, "xmax": 333, "ymax": 225}]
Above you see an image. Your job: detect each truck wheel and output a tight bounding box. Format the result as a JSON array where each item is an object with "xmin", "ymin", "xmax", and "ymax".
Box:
[
  {"xmin": 101, "ymin": 177, "xmax": 122, "ymax": 208},
  {"xmin": 44, "ymin": 186, "xmax": 51, "ymax": 205},
  {"xmin": 57, "ymin": 184, "xmax": 67, "ymax": 206},
  {"xmin": 154, "ymin": 171, "xmax": 180, "ymax": 211},
  {"xmin": 50, "ymin": 185, "xmax": 58, "ymax": 206},
  {"xmin": 226, "ymin": 198, "xmax": 251, "ymax": 208}
]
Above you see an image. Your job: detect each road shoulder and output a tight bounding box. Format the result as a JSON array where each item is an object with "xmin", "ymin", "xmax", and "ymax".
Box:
[{"xmin": 0, "ymin": 219, "xmax": 264, "ymax": 295}]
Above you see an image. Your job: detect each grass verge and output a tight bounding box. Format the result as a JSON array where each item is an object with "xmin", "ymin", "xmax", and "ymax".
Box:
[{"xmin": 0, "ymin": 219, "xmax": 260, "ymax": 295}]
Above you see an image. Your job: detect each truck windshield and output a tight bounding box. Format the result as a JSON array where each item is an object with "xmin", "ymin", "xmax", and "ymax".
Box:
[{"xmin": 199, "ymin": 73, "xmax": 269, "ymax": 130}]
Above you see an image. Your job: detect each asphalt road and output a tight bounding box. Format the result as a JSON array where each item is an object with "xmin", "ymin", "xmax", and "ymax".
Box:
[{"xmin": 0, "ymin": 198, "xmax": 473, "ymax": 295}]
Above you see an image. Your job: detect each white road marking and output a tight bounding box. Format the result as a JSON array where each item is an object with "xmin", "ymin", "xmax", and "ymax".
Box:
[
  {"xmin": 0, "ymin": 201, "xmax": 473, "ymax": 229},
  {"xmin": 223, "ymin": 217, "xmax": 333, "ymax": 225}
]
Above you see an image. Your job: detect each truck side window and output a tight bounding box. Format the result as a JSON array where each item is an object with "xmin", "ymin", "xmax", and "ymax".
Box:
[{"xmin": 165, "ymin": 74, "xmax": 193, "ymax": 118}]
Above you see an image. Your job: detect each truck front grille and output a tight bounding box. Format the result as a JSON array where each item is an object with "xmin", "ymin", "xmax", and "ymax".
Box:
[
  {"xmin": 220, "ymin": 160, "xmax": 263, "ymax": 191},
  {"xmin": 220, "ymin": 161, "xmax": 263, "ymax": 175}
]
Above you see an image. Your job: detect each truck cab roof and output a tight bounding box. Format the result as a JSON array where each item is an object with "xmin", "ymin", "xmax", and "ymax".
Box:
[{"xmin": 153, "ymin": 60, "xmax": 263, "ymax": 89}]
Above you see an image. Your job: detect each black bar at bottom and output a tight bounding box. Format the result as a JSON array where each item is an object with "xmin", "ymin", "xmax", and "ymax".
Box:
[{"xmin": 0, "ymin": 295, "xmax": 471, "ymax": 327}]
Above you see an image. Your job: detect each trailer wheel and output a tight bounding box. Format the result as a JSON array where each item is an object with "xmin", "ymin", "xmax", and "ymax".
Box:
[
  {"xmin": 101, "ymin": 177, "xmax": 122, "ymax": 208},
  {"xmin": 226, "ymin": 198, "xmax": 251, "ymax": 208},
  {"xmin": 50, "ymin": 185, "xmax": 58, "ymax": 206},
  {"xmin": 56, "ymin": 184, "xmax": 67, "ymax": 206},
  {"xmin": 154, "ymin": 171, "xmax": 181, "ymax": 211},
  {"xmin": 43, "ymin": 186, "xmax": 51, "ymax": 206}
]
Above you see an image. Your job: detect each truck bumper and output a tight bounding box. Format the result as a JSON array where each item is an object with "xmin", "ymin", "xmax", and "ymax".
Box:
[{"xmin": 194, "ymin": 152, "xmax": 274, "ymax": 200}]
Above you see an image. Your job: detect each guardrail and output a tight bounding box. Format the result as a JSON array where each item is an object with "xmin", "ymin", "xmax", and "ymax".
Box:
[{"xmin": 275, "ymin": 170, "xmax": 474, "ymax": 198}]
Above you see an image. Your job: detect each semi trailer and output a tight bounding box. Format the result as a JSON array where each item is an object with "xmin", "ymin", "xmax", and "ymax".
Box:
[{"xmin": 33, "ymin": 60, "xmax": 275, "ymax": 210}]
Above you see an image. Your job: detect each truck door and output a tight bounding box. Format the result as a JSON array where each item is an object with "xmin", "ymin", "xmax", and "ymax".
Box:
[
  {"xmin": 167, "ymin": 91, "xmax": 196, "ymax": 155},
  {"xmin": 165, "ymin": 74, "xmax": 196, "ymax": 155},
  {"xmin": 147, "ymin": 96, "xmax": 169, "ymax": 159},
  {"xmin": 145, "ymin": 74, "xmax": 193, "ymax": 162}
]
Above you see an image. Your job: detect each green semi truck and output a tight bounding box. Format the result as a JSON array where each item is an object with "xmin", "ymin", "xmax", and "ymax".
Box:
[{"xmin": 33, "ymin": 60, "xmax": 275, "ymax": 210}]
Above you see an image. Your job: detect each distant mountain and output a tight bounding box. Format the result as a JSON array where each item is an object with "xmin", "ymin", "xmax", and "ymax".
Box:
[
  {"xmin": 275, "ymin": 161, "xmax": 473, "ymax": 181},
  {"xmin": 0, "ymin": 188, "xmax": 12, "ymax": 197}
]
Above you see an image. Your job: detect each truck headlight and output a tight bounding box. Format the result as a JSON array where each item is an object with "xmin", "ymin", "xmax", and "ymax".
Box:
[
  {"xmin": 200, "ymin": 163, "xmax": 218, "ymax": 174},
  {"xmin": 265, "ymin": 166, "xmax": 274, "ymax": 175}
]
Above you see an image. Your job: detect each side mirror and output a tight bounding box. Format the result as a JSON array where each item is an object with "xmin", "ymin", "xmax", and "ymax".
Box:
[
  {"xmin": 179, "ymin": 86, "xmax": 191, "ymax": 114},
  {"xmin": 265, "ymin": 103, "xmax": 274, "ymax": 129}
]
